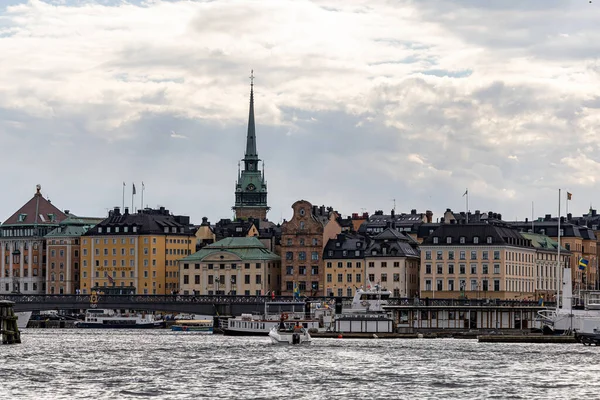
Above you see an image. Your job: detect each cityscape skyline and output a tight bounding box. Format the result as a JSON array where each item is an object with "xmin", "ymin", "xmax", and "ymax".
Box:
[{"xmin": 1, "ymin": 0, "xmax": 599, "ymax": 225}]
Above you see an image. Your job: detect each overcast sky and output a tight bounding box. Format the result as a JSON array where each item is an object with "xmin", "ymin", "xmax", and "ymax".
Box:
[{"xmin": 1, "ymin": 0, "xmax": 599, "ymax": 225}]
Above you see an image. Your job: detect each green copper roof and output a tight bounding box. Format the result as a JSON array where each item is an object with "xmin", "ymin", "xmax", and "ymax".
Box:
[
  {"xmin": 521, "ymin": 232, "xmax": 569, "ymax": 252},
  {"xmin": 181, "ymin": 237, "xmax": 280, "ymax": 262}
]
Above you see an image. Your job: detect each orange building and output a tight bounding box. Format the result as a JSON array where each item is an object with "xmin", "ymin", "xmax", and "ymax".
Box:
[{"xmin": 80, "ymin": 207, "xmax": 196, "ymax": 295}]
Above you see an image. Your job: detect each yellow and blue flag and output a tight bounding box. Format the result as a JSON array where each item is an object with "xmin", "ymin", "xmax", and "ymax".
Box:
[
  {"xmin": 293, "ymin": 282, "xmax": 300, "ymax": 299},
  {"xmin": 579, "ymin": 258, "xmax": 589, "ymax": 270}
]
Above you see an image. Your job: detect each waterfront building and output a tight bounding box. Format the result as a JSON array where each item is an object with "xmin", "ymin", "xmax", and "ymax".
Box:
[
  {"xmin": 45, "ymin": 215, "xmax": 103, "ymax": 294},
  {"xmin": 323, "ymin": 233, "xmax": 367, "ymax": 297},
  {"xmin": 358, "ymin": 209, "xmax": 433, "ymax": 244},
  {"xmin": 520, "ymin": 232, "xmax": 570, "ymax": 300},
  {"xmin": 570, "ymin": 208, "xmax": 600, "ymax": 290},
  {"xmin": 80, "ymin": 207, "xmax": 196, "ymax": 294},
  {"xmin": 233, "ymin": 75, "xmax": 269, "ymax": 221},
  {"xmin": 419, "ymin": 223, "xmax": 538, "ymax": 300},
  {"xmin": 364, "ymin": 228, "xmax": 420, "ymax": 298},
  {"xmin": 0, "ymin": 186, "xmax": 67, "ymax": 294},
  {"xmin": 194, "ymin": 217, "xmax": 216, "ymax": 250},
  {"xmin": 280, "ymin": 201, "xmax": 341, "ymax": 297},
  {"xmin": 178, "ymin": 237, "xmax": 280, "ymax": 295},
  {"xmin": 509, "ymin": 217, "xmax": 595, "ymax": 292}
]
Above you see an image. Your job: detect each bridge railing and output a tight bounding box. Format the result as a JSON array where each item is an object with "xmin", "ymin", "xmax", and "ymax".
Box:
[{"xmin": 0, "ymin": 294, "xmax": 553, "ymax": 308}]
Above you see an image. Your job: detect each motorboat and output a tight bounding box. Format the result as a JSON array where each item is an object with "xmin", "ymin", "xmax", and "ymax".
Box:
[
  {"xmin": 171, "ymin": 319, "xmax": 214, "ymax": 334},
  {"xmin": 75, "ymin": 309, "xmax": 164, "ymax": 329},
  {"xmin": 15, "ymin": 311, "xmax": 32, "ymax": 329},
  {"xmin": 268, "ymin": 322, "xmax": 311, "ymax": 345}
]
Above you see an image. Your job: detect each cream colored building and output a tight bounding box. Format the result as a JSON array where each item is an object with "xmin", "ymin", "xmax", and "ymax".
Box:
[{"xmin": 178, "ymin": 237, "xmax": 280, "ymax": 296}]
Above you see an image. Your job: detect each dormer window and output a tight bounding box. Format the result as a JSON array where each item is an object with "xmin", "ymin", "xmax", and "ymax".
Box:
[
  {"xmin": 356, "ymin": 242, "xmax": 362, "ymax": 248},
  {"xmin": 473, "ymin": 236, "xmax": 479, "ymax": 244},
  {"xmin": 486, "ymin": 236, "xmax": 492, "ymax": 244},
  {"xmin": 172, "ymin": 227, "xmax": 177, "ymax": 233},
  {"xmin": 164, "ymin": 227, "xmax": 169, "ymax": 233},
  {"xmin": 335, "ymin": 242, "xmax": 340, "ymax": 247},
  {"xmin": 459, "ymin": 237, "xmax": 465, "ymax": 244},
  {"xmin": 328, "ymin": 250, "xmax": 333, "ymax": 256},
  {"xmin": 98, "ymin": 227, "xmax": 103, "ymax": 233},
  {"xmin": 124, "ymin": 226, "xmax": 129, "ymax": 233},
  {"xmin": 47, "ymin": 213, "xmax": 55, "ymax": 222},
  {"xmin": 236, "ymin": 227, "xmax": 243, "ymax": 232},
  {"xmin": 342, "ymin": 250, "xmax": 347, "ymax": 256},
  {"xmin": 372, "ymin": 250, "xmax": 377, "ymax": 255},
  {"xmin": 446, "ymin": 237, "xmax": 452, "ymax": 244},
  {"xmin": 133, "ymin": 226, "xmax": 137, "ymax": 233},
  {"xmin": 433, "ymin": 237, "xmax": 439, "ymax": 244},
  {"xmin": 429, "ymin": 229, "xmax": 434, "ymax": 234},
  {"xmin": 115, "ymin": 227, "xmax": 120, "ymax": 233},
  {"xmin": 107, "ymin": 227, "xmax": 111, "ymax": 233},
  {"xmin": 18, "ymin": 214, "xmax": 27, "ymax": 222}
]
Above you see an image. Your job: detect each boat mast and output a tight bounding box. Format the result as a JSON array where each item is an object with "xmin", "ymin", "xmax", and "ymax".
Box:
[{"xmin": 557, "ymin": 189, "xmax": 561, "ymax": 311}]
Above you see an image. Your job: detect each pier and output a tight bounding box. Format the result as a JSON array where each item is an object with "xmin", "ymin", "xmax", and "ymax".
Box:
[{"xmin": 0, "ymin": 300, "xmax": 21, "ymax": 344}]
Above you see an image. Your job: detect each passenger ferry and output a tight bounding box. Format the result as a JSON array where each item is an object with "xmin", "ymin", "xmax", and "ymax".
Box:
[
  {"xmin": 171, "ymin": 319, "xmax": 214, "ymax": 334},
  {"xmin": 334, "ymin": 282, "xmax": 395, "ymax": 333},
  {"xmin": 75, "ymin": 309, "xmax": 164, "ymax": 329},
  {"xmin": 223, "ymin": 302, "xmax": 323, "ymax": 336}
]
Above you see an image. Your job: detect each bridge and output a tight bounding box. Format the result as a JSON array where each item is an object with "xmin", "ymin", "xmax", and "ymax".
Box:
[{"xmin": 0, "ymin": 294, "xmax": 550, "ymax": 316}]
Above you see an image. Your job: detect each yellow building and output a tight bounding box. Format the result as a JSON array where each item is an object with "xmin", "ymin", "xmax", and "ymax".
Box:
[{"xmin": 80, "ymin": 207, "xmax": 196, "ymax": 295}]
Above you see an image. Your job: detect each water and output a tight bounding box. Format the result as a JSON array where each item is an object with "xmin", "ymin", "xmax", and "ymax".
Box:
[{"xmin": 1, "ymin": 330, "xmax": 600, "ymax": 399}]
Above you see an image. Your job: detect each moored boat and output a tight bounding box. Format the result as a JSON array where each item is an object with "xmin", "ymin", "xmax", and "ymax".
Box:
[
  {"xmin": 171, "ymin": 319, "xmax": 214, "ymax": 334},
  {"xmin": 334, "ymin": 282, "xmax": 395, "ymax": 334},
  {"xmin": 75, "ymin": 309, "xmax": 163, "ymax": 329}
]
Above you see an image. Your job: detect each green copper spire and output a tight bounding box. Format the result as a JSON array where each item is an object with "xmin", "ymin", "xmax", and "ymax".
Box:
[{"xmin": 245, "ymin": 70, "xmax": 258, "ymax": 160}]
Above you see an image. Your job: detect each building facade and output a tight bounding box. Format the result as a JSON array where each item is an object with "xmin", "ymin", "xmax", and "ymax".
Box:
[
  {"xmin": 233, "ymin": 76, "xmax": 269, "ymax": 220},
  {"xmin": 45, "ymin": 215, "xmax": 103, "ymax": 294},
  {"xmin": 178, "ymin": 237, "xmax": 280, "ymax": 296},
  {"xmin": 80, "ymin": 207, "xmax": 196, "ymax": 294},
  {"xmin": 0, "ymin": 185, "xmax": 67, "ymax": 294},
  {"xmin": 280, "ymin": 201, "xmax": 341, "ymax": 297},
  {"xmin": 364, "ymin": 228, "xmax": 420, "ymax": 298},
  {"xmin": 323, "ymin": 233, "xmax": 367, "ymax": 297},
  {"xmin": 419, "ymin": 224, "xmax": 538, "ymax": 300}
]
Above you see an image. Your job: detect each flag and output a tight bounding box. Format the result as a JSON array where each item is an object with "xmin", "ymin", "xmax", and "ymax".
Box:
[
  {"xmin": 107, "ymin": 274, "xmax": 114, "ymax": 284},
  {"xmin": 579, "ymin": 258, "xmax": 589, "ymax": 271},
  {"xmin": 567, "ymin": 192, "xmax": 572, "ymax": 201},
  {"xmin": 463, "ymin": 189, "xmax": 468, "ymax": 197},
  {"xmin": 293, "ymin": 282, "xmax": 300, "ymax": 299},
  {"xmin": 132, "ymin": 183, "xmax": 136, "ymax": 195}
]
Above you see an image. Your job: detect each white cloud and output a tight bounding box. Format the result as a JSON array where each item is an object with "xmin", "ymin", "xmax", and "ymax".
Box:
[{"xmin": 1, "ymin": 0, "xmax": 600, "ymax": 223}]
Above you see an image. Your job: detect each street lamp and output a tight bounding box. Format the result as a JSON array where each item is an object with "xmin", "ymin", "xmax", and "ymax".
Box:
[{"xmin": 215, "ymin": 277, "xmax": 220, "ymax": 294}]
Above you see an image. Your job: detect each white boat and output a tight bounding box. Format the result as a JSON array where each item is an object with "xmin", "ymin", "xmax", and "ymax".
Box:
[
  {"xmin": 334, "ymin": 282, "xmax": 395, "ymax": 334},
  {"xmin": 74, "ymin": 309, "xmax": 164, "ymax": 329},
  {"xmin": 16, "ymin": 311, "xmax": 32, "ymax": 329},
  {"xmin": 268, "ymin": 323, "xmax": 311, "ymax": 345},
  {"xmin": 223, "ymin": 302, "xmax": 322, "ymax": 336}
]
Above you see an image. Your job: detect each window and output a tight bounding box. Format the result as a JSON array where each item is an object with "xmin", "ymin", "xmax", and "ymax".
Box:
[
  {"xmin": 244, "ymin": 275, "xmax": 250, "ymax": 284},
  {"xmin": 299, "ymin": 239, "xmax": 305, "ymax": 246},
  {"xmin": 287, "ymin": 239, "xmax": 292, "ymax": 246},
  {"xmin": 425, "ymin": 251, "xmax": 431, "ymax": 260},
  {"xmin": 436, "ymin": 251, "xmax": 443, "ymax": 260},
  {"xmin": 437, "ymin": 264, "xmax": 443, "ymax": 274},
  {"xmin": 393, "ymin": 273, "xmax": 400, "ymax": 282},
  {"xmin": 482, "ymin": 251, "xmax": 489, "ymax": 260},
  {"xmin": 327, "ymin": 274, "xmax": 332, "ymax": 283},
  {"xmin": 486, "ymin": 236, "xmax": 492, "ymax": 244},
  {"xmin": 183, "ymin": 275, "xmax": 189, "ymax": 284},
  {"xmin": 299, "ymin": 208, "xmax": 305, "ymax": 216},
  {"xmin": 482, "ymin": 280, "xmax": 489, "ymax": 291},
  {"xmin": 255, "ymin": 275, "xmax": 261, "ymax": 284},
  {"xmin": 436, "ymin": 279, "xmax": 442, "ymax": 291},
  {"xmin": 460, "ymin": 236, "xmax": 465, "ymax": 244},
  {"xmin": 493, "ymin": 264, "xmax": 500, "ymax": 274},
  {"xmin": 393, "ymin": 262, "xmax": 399, "ymax": 268},
  {"xmin": 381, "ymin": 274, "xmax": 387, "ymax": 282},
  {"xmin": 382, "ymin": 262, "xmax": 387, "ymax": 268},
  {"xmin": 460, "ymin": 251, "xmax": 466, "ymax": 260},
  {"xmin": 311, "ymin": 266, "xmax": 318, "ymax": 275},
  {"xmin": 459, "ymin": 264, "xmax": 466, "ymax": 274},
  {"xmin": 494, "ymin": 279, "xmax": 500, "ymax": 291},
  {"xmin": 299, "ymin": 221, "xmax": 305, "ymax": 230},
  {"xmin": 368, "ymin": 262, "xmax": 375, "ymax": 268},
  {"xmin": 482, "ymin": 264, "xmax": 489, "ymax": 274},
  {"xmin": 433, "ymin": 237, "xmax": 439, "ymax": 244},
  {"xmin": 448, "ymin": 264, "xmax": 455, "ymax": 274},
  {"xmin": 473, "ymin": 236, "xmax": 479, "ymax": 244},
  {"xmin": 448, "ymin": 279, "xmax": 455, "ymax": 291},
  {"xmin": 299, "ymin": 252, "xmax": 306, "ymax": 261},
  {"xmin": 470, "ymin": 251, "xmax": 477, "ymax": 260},
  {"xmin": 326, "ymin": 262, "xmax": 332, "ymax": 268},
  {"xmin": 337, "ymin": 274, "xmax": 343, "ymax": 283},
  {"xmin": 470, "ymin": 279, "xmax": 477, "ymax": 291},
  {"xmin": 470, "ymin": 264, "xmax": 477, "ymax": 274},
  {"xmin": 493, "ymin": 251, "xmax": 500, "ymax": 260},
  {"xmin": 448, "ymin": 251, "xmax": 455, "ymax": 260},
  {"xmin": 286, "ymin": 266, "xmax": 294, "ymax": 275},
  {"xmin": 299, "ymin": 266, "xmax": 306, "ymax": 275},
  {"xmin": 347, "ymin": 273, "xmax": 352, "ymax": 283},
  {"xmin": 286, "ymin": 281, "xmax": 294, "ymax": 291},
  {"xmin": 446, "ymin": 237, "xmax": 452, "ymax": 244},
  {"xmin": 425, "ymin": 279, "xmax": 432, "ymax": 291},
  {"xmin": 369, "ymin": 274, "xmax": 375, "ymax": 282},
  {"xmin": 311, "ymin": 252, "xmax": 319, "ymax": 261},
  {"xmin": 286, "ymin": 252, "xmax": 293, "ymax": 260},
  {"xmin": 356, "ymin": 274, "xmax": 362, "ymax": 283}
]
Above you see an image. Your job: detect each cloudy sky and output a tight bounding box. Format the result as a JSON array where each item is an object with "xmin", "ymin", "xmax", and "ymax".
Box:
[{"xmin": 1, "ymin": 0, "xmax": 599, "ymax": 225}]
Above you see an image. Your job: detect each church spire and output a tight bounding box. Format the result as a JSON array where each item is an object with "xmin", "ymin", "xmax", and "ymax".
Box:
[{"xmin": 245, "ymin": 70, "xmax": 258, "ymax": 160}]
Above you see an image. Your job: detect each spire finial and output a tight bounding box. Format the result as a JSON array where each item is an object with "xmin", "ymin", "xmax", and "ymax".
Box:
[{"xmin": 250, "ymin": 69, "xmax": 254, "ymax": 87}]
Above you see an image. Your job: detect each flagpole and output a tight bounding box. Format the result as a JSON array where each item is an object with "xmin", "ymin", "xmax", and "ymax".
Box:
[
  {"xmin": 141, "ymin": 182, "xmax": 144, "ymax": 211},
  {"xmin": 466, "ymin": 189, "xmax": 469, "ymax": 223},
  {"xmin": 122, "ymin": 182, "xmax": 125, "ymax": 212},
  {"xmin": 131, "ymin": 183, "xmax": 135, "ymax": 212},
  {"xmin": 531, "ymin": 201, "xmax": 534, "ymax": 231},
  {"xmin": 557, "ymin": 189, "xmax": 561, "ymax": 310}
]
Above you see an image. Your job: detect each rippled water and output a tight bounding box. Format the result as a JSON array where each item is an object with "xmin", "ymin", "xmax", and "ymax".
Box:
[{"xmin": 1, "ymin": 330, "xmax": 599, "ymax": 399}]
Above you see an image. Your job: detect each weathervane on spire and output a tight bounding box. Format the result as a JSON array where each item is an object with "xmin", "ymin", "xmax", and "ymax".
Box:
[{"xmin": 250, "ymin": 69, "xmax": 254, "ymax": 87}]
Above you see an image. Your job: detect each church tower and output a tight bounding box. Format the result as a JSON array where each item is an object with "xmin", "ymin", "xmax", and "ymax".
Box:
[{"xmin": 233, "ymin": 71, "xmax": 269, "ymax": 220}]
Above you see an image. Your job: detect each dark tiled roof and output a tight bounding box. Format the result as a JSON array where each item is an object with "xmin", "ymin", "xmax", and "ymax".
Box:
[
  {"xmin": 3, "ymin": 189, "xmax": 67, "ymax": 225},
  {"xmin": 213, "ymin": 218, "xmax": 256, "ymax": 240},
  {"xmin": 365, "ymin": 228, "xmax": 420, "ymax": 258},
  {"xmin": 508, "ymin": 222, "xmax": 589, "ymax": 239},
  {"xmin": 323, "ymin": 233, "xmax": 368, "ymax": 259},
  {"xmin": 84, "ymin": 207, "xmax": 195, "ymax": 236},
  {"xmin": 422, "ymin": 223, "xmax": 531, "ymax": 248}
]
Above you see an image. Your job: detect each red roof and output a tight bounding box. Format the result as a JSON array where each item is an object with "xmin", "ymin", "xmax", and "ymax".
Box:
[{"xmin": 3, "ymin": 187, "xmax": 67, "ymax": 225}]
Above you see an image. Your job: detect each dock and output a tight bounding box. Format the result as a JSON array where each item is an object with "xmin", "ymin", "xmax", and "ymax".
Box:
[
  {"xmin": 1, "ymin": 300, "xmax": 21, "ymax": 344},
  {"xmin": 311, "ymin": 332, "xmax": 419, "ymax": 339},
  {"xmin": 478, "ymin": 335, "xmax": 576, "ymax": 344}
]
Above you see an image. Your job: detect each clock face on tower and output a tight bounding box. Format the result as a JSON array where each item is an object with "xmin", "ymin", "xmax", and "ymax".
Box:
[
  {"xmin": 248, "ymin": 163, "xmax": 255, "ymax": 171},
  {"xmin": 246, "ymin": 183, "xmax": 256, "ymax": 191}
]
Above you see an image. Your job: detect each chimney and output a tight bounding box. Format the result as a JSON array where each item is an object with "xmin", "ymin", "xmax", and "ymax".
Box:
[
  {"xmin": 475, "ymin": 210, "xmax": 480, "ymax": 215},
  {"xmin": 124, "ymin": 207, "xmax": 129, "ymax": 215},
  {"xmin": 391, "ymin": 209, "xmax": 395, "ymax": 218},
  {"xmin": 362, "ymin": 212, "xmax": 369, "ymax": 219},
  {"xmin": 544, "ymin": 214, "xmax": 551, "ymax": 221},
  {"xmin": 411, "ymin": 209, "xmax": 417, "ymax": 215},
  {"xmin": 352, "ymin": 213, "xmax": 358, "ymax": 219},
  {"xmin": 113, "ymin": 207, "xmax": 121, "ymax": 216},
  {"xmin": 560, "ymin": 216, "xmax": 565, "ymax": 224},
  {"xmin": 426, "ymin": 210, "xmax": 433, "ymax": 223},
  {"xmin": 567, "ymin": 213, "xmax": 572, "ymax": 221},
  {"xmin": 64, "ymin": 210, "xmax": 70, "ymax": 215},
  {"xmin": 593, "ymin": 209, "xmax": 597, "ymax": 217},
  {"xmin": 201, "ymin": 217, "xmax": 209, "ymax": 226},
  {"xmin": 525, "ymin": 218, "xmax": 529, "ymax": 223},
  {"xmin": 440, "ymin": 217, "xmax": 444, "ymax": 223},
  {"xmin": 497, "ymin": 214, "xmax": 502, "ymax": 220}
]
